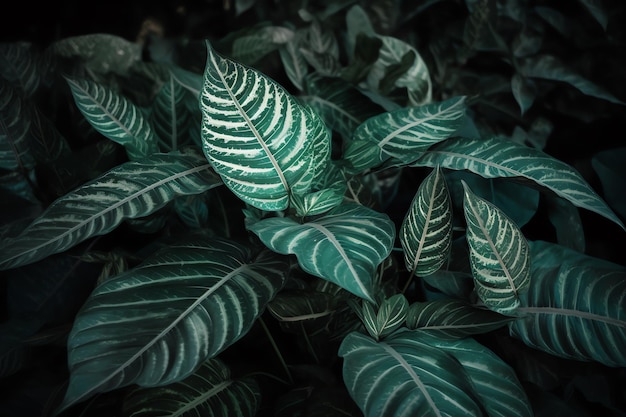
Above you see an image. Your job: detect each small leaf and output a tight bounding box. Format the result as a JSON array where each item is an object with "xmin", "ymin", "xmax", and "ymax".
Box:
[
  {"xmin": 278, "ymin": 28, "xmax": 309, "ymax": 91},
  {"xmin": 462, "ymin": 181, "xmax": 531, "ymax": 314},
  {"xmin": 150, "ymin": 74, "xmax": 191, "ymax": 152},
  {"xmin": 377, "ymin": 294, "xmax": 409, "ymax": 338},
  {"xmin": 400, "ymin": 166, "xmax": 453, "ymax": 276},
  {"xmin": 511, "ymin": 73, "xmax": 536, "ymax": 115},
  {"xmin": 66, "ymin": 77, "xmax": 159, "ymax": 160}
]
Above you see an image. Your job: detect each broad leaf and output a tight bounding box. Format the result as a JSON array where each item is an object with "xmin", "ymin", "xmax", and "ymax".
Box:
[
  {"xmin": 463, "ymin": 181, "xmax": 531, "ymax": 314},
  {"xmin": 122, "ymin": 358, "xmax": 261, "ymax": 417},
  {"xmin": 66, "ymin": 77, "xmax": 159, "ymax": 160},
  {"xmin": 414, "ymin": 136, "xmax": 626, "ymax": 230},
  {"xmin": 0, "ymin": 152, "xmax": 222, "ymax": 270},
  {"xmin": 200, "ymin": 41, "xmax": 315, "ymax": 211},
  {"xmin": 59, "ymin": 236, "xmax": 289, "ymax": 412},
  {"xmin": 248, "ymin": 203, "xmax": 395, "ymax": 302},
  {"xmin": 400, "ymin": 166, "xmax": 453, "ymax": 276},
  {"xmin": 510, "ymin": 240, "xmax": 626, "ymax": 367}
]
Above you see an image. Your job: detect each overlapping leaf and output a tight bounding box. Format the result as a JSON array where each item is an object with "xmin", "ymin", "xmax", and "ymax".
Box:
[
  {"xmin": 414, "ymin": 136, "xmax": 626, "ymax": 230},
  {"xmin": 248, "ymin": 203, "xmax": 395, "ymax": 302},
  {"xmin": 463, "ymin": 181, "xmax": 531, "ymax": 314},
  {"xmin": 510, "ymin": 240, "xmax": 626, "ymax": 367},
  {"xmin": 0, "ymin": 152, "xmax": 222, "ymax": 270},
  {"xmin": 400, "ymin": 166, "xmax": 453, "ymax": 276},
  {"xmin": 59, "ymin": 236, "xmax": 289, "ymax": 412},
  {"xmin": 66, "ymin": 77, "xmax": 159, "ymax": 160},
  {"xmin": 0, "ymin": 42, "xmax": 40, "ymax": 96},
  {"xmin": 150, "ymin": 74, "xmax": 191, "ymax": 152},
  {"xmin": 122, "ymin": 358, "xmax": 261, "ymax": 417},
  {"xmin": 200, "ymin": 41, "xmax": 316, "ymax": 211}
]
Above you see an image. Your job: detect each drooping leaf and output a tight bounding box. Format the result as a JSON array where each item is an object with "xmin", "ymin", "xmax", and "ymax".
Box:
[
  {"xmin": 150, "ymin": 73, "xmax": 191, "ymax": 152},
  {"xmin": 58, "ymin": 236, "xmax": 289, "ymax": 412},
  {"xmin": 400, "ymin": 166, "xmax": 453, "ymax": 277},
  {"xmin": 406, "ymin": 299, "xmax": 512, "ymax": 338},
  {"xmin": 0, "ymin": 152, "xmax": 222, "ymax": 271},
  {"xmin": 462, "ymin": 181, "xmax": 531, "ymax": 314},
  {"xmin": 66, "ymin": 77, "xmax": 159, "ymax": 161},
  {"xmin": 248, "ymin": 203, "xmax": 395, "ymax": 302},
  {"xmin": 339, "ymin": 329, "xmax": 484, "ymax": 417},
  {"xmin": 200, "ymin": 41, "xmax": 315, "ymax": 211},
  {"xmin": 122, "ymin": 358, "xmax": 261, "ymax": 417},
  {"xmin": 344, "ymin": 96, "xmax": 466, "ymax": 172},
  {"xmin": 414, "ymin": 136, "xmax": 626, "ymax": 230},
  {"xmin": 510, "ymin": 240, "xmax": 626, "ymax": 367}
]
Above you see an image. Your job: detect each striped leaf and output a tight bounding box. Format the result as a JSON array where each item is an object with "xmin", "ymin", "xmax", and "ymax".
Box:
[
  {"xmin": 248, "ymin": 203, "xmax": 395, "ymax": 302},
  {"xmin": 400, "ymin": 166, "xmax": 453, "ymax": 276},
  {"xmin": 463, "ymin": 181, "xmax": 531, "ymax": 314},
  {"xmin": 0, "ymin": 152, "xmax": 222, "ymax": 270},
  {"xmin": 200, "ymin": 41, "xmax": 316, "ymax": 211},
  {"xmin": 339, "ymin": 329, "xmax": 484, "ymax": 417},
  {"xmin": 66, "ymin": 77, "xmax": 158, "ymax": 160},
  {"xmin": 278, "ymin": 28, "xmax": 309, "ymax": 91},
  {"xmin": 122, "ymin": 358, "xmax": 261, "ymax": 417},
  {"xmin": 150, "ymin": 73, "xmax": 191, "ymax": 152},
  {"xmin": 0, "ymin": 42, "xmax": 40, "ymax": 96},
  {"xmin": 415, "ymin": 136, "xmax": 625, "ymax": 230},
  {"xmin": 59, "ymin": 236, "xmax": 289, "ymax": 412},
  {"xmin": 510, "ymin": 240, "xmax": 626, "ymax": 367},
  {"xmin": 344, "ymin": 96, "xmax": 466, "ymax": 172}
]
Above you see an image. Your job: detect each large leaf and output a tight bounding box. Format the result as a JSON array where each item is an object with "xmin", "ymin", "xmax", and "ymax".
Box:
[
  {"xmin": 200, "ymin": 41, "xmax": 316, "ymax": 211},
  {"xmin": 66, "ymin": 77, "xmax": 159, "ymax": 161},
  {"xmin": 400, "ymin": 166, "xmax": 453, "ymax": 277},
  {"xmin": 58, "ymin": 236, "xmax": 289, "ymax": 412},
  {"xmin": 339, "ymin": 329, "xmax": 484, "ymax": 417},
  {"xmin": 510, "ymin": 240, "xmax": 626, "ymax": 367},
  {"xmin": 122, "ymin": 358, "xmax": 261, "ymax": 417},
  {"xmin": 414, "ymin": 136, "xmax": 626, "ymax": 230},
  {"xmin": 463, "ymin": 181, "xmax": 531, "ymax": 314},
  {"xmin": 0, "ymin": 152, "xmax": 222, "ymax": 271},
  {"xmin": 344, "ymin": 96, "xmax": 466, "ymax": 172},
  {"xmin": 248, "ymin": 203, "xmax": 395, "ymax": 302}
]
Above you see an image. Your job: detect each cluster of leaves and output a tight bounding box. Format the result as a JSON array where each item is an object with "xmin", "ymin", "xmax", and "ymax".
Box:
[{"xmin": 1, "ymin": 0, "xmax": 626, "ymax": 416}]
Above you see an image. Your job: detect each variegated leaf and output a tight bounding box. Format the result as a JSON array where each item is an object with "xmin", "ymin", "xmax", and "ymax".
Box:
[
  {"xmin": 66, "ymin": 77, "xmax": 158, "ymax": 161},
  {"xmin": 278, "ymin": 28, "xmax": 309, "ymax": 91},
  {"xmin": 414, "ymin": 136, "xmax": 626, "ymax": 230},
  {"xmin": 462, "ymin": 181, "xmax": 531, "ymax": 314},
  {"xmin": 200, "ymin": 41, "xmax": 315, "ymax": 211},
  {"xmin": 59, "ymin": 236, "xmax": 288, "ymax": 412},
  {"xmin": 377, "ymin": 294, "xmax": 409, "ymax": 338},
  {"xmin": 400, "ymin": 166, "xmax": 453, "ymax": 276},
  {"xmin": 0, "ymin": 152, "xmax": 222, "ymax": 270},
  {"xmin": 248, "ymin": 203, "xmax": 395, "ymax": 302},
  {"xmin": 150, "ymin": 73, "xmax": 190, "ymax": 152}
]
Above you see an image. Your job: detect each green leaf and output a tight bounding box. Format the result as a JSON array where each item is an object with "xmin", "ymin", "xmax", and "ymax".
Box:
[
  {"xmin": 248, "ymin": 203, "xmax": 395, "ymax": 302},
  {"xmin": 406, "ymin": 299, "xmax": 513, "ymax": 339},
  {"xmin": 344, "ymin": 96, "xmax": 466, "ymax": 172},
  {"xmin": 0, "ymin": 80, "xmax": 36, "ymax": 171},
  {"xmin": 511, "ymin": 74, "xmax": 536, "ymax": 115},
  {"xmin": 577, "ymin": 0, "xmax": 608, "ymax": 30},
  {"xmin": 290, "ymin": 186, "xmax": 345, "ymax": 217},
  {"xmin": 200, "ymin": 41, "xmax": 315, "ymax": 211},
  {"xmin": 462, "ymin": 181, "xmax": 531, "ymax": 314},
  {"xmin": 0, "ymin": 42, "xmax": 41, "ymax": 96},
  {"xmin": 150, "ymin": 73, "xmax": 191, "ymax": 152},
  {"xmin": 376, "ymin": 294, "xmax": 409, "ymax": 338},
  {"xmin": 400, "ymin": 166, "xmax": 453, "ymax": 276},
  {"xmin": 591, "ymin": 147, "xmax": 626, "ymax": 222},
  {"xmin": 0, "ymin": 152, "xmax": 222, "ymax": 271},
  {"xmin": 339, "ymin": 329, "xmax": 484, "ymax": 417},
  {"xmin": 414, "ymin": 136, "xmax": 626, "ymax": 230},
  {"xmin": 122, "ymin": 358, "xmax": 261, "ymax": 417},
  {"xmin": 231, "ymin": 26, "xmax": 293, "ymax": 65},
  {"xmin": 510, "ymin": 240, "xmax": 626, "ymax": 367},
  {"xmin": 66, "ymin": 77, "xmax": 159, "ymax": 161},
  {"xmin": 278, "ymin": 28, "xmax": 309, "ymax": 91},
  {"xmin": 59, "ymin": 236, "xmax": 289, "ymax": 412}
]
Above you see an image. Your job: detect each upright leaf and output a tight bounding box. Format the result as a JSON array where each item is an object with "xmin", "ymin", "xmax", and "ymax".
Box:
[
  {"xmin": 66, "ymin": 77, "xmax": 159, "ymax": 160},
  {"xmin": 200, "ymin": 41, "xmax": 315, "ymax": 211},
  {"xmin": 248, "ymin": 203, "xmax": 395, "ymax": 302},
  {"xmin": 414, "ymin": 136, "xmax": 626, "ymax": 230},
  {"xmin": 0, "ymin": 152, "xmax": 222, "ymax": 271},
  {"xmin": 400, "ymin": 166, "xmax": 453, "ymax": 277},
  {"xmin": 59, "ymin": 236, "xmax": 289, "ymax": 412},
  {"xmin": 150, "ymin": 73, "xmax": 190, "ymax": 152}
]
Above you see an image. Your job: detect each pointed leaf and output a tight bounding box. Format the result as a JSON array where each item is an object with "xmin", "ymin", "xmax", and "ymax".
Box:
[
  {"xmin": 59, "ymin": 236, "xmax": 289, "ymax": 412},
  {"xmin": 248, "ymin": 203, "xmax": 395, "ymax": 302},
  {"xmin": 377, "ymin": 294, "xmax": 409, "ymax": 338},
  {"xmin": 0, "ymin": 152, "xmax": 222, "ymax": 270},
  {"xmin": 577, "ymin": 0, "xmax": 608, "ymax": 30},
  {"xmin": 463, "ymin": 181, "xmax": 531, "ymax": 314},
  {"xmin": 66, "ymin": 77, "xmax": 159, "ymax": 160},
  {"xmin": 200, "ymin": 41, "xmax": 314, "ymax": 211},
  {"xmin": 150, "ymin": 74, "xmax": 191, "ymax": 152},
  {"xmin": 278, "ymin": 28, "xmax": 309, "ymax": 91},
  {"xmin": 122, "ymin": 358, "xmax": 261, "ymax": 417},
  {"xmin": 510, "ymin": 240, "xmax": 626, "ymax": 367},
  {"xmin": 414, "ymin": 136, "xmax": 626, "ymax": 230},
  {"xmin": 400, "ymin": 166, "xmax": 453, "ymax": 276}
]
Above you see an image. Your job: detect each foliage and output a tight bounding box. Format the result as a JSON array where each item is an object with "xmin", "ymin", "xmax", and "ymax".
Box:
[{"xmin": 1, "ymin": 1, "xmax": 625, "ymax": 416}]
